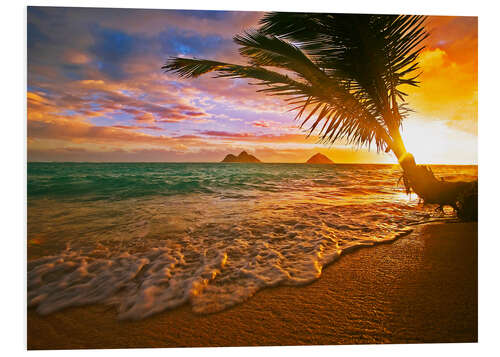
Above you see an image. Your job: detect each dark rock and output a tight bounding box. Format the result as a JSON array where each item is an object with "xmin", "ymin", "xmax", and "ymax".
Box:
[
  {"xmin": 221, "ymin": 151, "xmax": 261, "ymax": 163},
  {"xmin": 306, "ymin": 153, "xmax": 334, "ymax": 164}
]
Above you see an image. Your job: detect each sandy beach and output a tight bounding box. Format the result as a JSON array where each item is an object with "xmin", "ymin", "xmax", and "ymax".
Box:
[{"xmin": 27, "ymin": 221, "xmax": 477, "ymax": 349}]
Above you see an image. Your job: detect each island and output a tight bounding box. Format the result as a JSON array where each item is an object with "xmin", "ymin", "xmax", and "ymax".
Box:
[
  {"xmin": 306, "ymin": 153, "xmax": 334, "ymax": 164},
  {"xmin": 221, "ymin": 151, "xmax": 261, "ymax": 163}
]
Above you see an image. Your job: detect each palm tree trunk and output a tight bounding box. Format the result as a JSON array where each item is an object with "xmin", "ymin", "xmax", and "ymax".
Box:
[{"xmin": 388, "ymin": 128, "xmax": 477, "ymax": 221}]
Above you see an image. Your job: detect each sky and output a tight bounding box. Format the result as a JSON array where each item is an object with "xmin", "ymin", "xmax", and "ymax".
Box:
[{"xmin": 27, "ymin": 7, "xmax": 478, "ymax": 164}]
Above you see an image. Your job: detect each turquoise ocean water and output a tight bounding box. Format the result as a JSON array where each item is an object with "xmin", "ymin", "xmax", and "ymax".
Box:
[{"xmin": 27, "ymin": 163, "xmax": 477, "ymax": 319}]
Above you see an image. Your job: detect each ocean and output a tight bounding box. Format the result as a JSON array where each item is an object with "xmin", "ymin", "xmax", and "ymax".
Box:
[{"xmin": 27, "ymin": 162, "xmax": 478, "ymax": 319}]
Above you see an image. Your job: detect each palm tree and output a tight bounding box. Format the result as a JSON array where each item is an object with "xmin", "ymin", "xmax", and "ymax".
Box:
[{"xmin": 163, "ymin": 13, "xmax": 477, "ymax": 220}]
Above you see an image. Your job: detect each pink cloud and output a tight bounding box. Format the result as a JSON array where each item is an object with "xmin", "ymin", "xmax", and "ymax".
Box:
[
  {"xmin": 252, "ymin": 121, "xmax": 271, "ymax": 128},
  {"xmin": 111, "ymin": 125, "xmax": 163, "ymax": 131}
]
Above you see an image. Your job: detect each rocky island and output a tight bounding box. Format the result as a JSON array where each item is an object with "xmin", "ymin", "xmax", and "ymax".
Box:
[
  {"xmin": 306, "ymin": 153, "xmax": 334, "ymax": 164},
  {"xmin": 221, "ymin": 151, "xmax": 261, "ymax": 163}
]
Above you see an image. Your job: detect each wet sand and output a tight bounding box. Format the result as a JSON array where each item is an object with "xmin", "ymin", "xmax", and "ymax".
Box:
[{"xmin": 27, "ymin": 222, "xmax": 477, "ymax": 349}]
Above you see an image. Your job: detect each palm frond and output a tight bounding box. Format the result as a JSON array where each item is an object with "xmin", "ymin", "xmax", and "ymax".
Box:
[
  {"xmin": 163, "ymin": 13, "xmax": 429, "ymax": 153},
  {"xmin": 259, "ymin": 13, "xmax": 429, "ymax": 129},
  {"xmin": 234, "ymin": 31, "xmax": 326, "ymax": 82},
  {"xmin": 162, "ymin": 58, "xmax": 229, "ymax": 78},
  {"xmin": 163, "ymin": 57, "xmax": 309, "ymax": 90}
]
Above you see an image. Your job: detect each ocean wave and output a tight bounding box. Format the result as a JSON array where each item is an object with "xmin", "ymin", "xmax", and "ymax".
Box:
[
  {"xmin": 27, "ymin": 226, "xmax": 413, "ymax": 319},
  {"xmin": 27, "ymin": 163, "xmax": 476, "ymax": 319}
]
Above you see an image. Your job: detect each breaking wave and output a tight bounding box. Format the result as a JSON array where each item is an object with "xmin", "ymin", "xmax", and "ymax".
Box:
[{"xmin": 27, "ymin": 163, "xmax": 476, "ymax": 319}]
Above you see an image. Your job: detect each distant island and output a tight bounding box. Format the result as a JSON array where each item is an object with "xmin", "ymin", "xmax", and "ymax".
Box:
[
  {"xmin": 221, "ymin": 151, "xmax": 261, "ymax": 163},
  {"xmin": 306, "ymin": 153, "xmax": 335, "ymax": 164}
]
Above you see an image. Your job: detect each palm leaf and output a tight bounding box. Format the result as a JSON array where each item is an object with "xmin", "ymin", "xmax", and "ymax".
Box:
[{"xmin": 163, "ymin": 13, "xmax": 429, "ymax": 153}]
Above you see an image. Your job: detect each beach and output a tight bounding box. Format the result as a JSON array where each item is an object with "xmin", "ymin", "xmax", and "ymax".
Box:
[{"xmin": 27, "ymin": 221, "xmax": 477, "ymax": 349}]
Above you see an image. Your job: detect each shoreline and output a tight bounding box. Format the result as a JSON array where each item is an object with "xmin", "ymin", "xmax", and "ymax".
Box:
[{"xmin": 27, "ymin": 221, "xmax": 477, "ymax": 349}]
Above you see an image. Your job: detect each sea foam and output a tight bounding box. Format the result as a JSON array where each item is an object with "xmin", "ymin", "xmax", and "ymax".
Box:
[{"xmin": 27, "ymin": 163, "xmax": 476, "ymax": 319}]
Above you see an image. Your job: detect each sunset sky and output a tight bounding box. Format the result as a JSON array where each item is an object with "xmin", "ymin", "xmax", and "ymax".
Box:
[{"xmin": 27, "ymin": 7, "xmax": 478, "ymax": 164}]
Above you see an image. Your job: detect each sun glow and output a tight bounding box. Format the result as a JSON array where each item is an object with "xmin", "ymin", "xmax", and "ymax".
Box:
[
  {"xmin": 27, "ymin": 9, "xmax": 477, "ymax": 164},
  {"xmin": 400, "ymin": 117, "xmax": 477, "ymax": 165}
]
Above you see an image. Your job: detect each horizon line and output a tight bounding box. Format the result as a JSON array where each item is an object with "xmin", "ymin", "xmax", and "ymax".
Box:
[{"xmin": 26, "ymin": 161, "xmax": 479, "ymax": 166}]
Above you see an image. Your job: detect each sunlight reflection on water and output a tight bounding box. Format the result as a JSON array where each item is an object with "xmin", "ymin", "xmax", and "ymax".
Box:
[{"xmin": 27, "ymin": 163, "xmax": 476, "ymax": 318}]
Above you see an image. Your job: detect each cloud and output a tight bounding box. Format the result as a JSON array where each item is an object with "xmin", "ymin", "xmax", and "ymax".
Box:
[
  {"xmin": 27, "ymin": 135, "xmax": 389, "ymax": 164},
  {"xmin": 28, "ymin": 119, "xmax": 171, "ymax": 145},
  {"xmin": 111, "ymin": 125, "xmax": 163, "ymax": 131},
  {"xmin": 159, "ymin": 28, "xmax": 229, "ymax": 57},
  {"xmin": 199, "ymin": 130, "xmax": 255, "ymax": 138},
  {"xmin": 252, "ymin": 121, "xmax": 270, "ymax": 128},
  {"xmin": 419, "ymin": 48, "xmax": 446, "ymax": 70},
  {"xmin": 197, "ymin": 130, "xmax": 317, "ymax": 144},
  {"xmin": 63, "ymin": 51, "xmax": 91, "ymax": 65},
  {"xmin": 425, "ymin": 16, "xmax": 477, "ymax": 67},
  {"xmin": 27, "ymin": 22, "xmax": 50, "ymax": 49},
  {"xmin": 27, "ymin": 147, "xmax": 231, "ymax": 163},
  {"xmin": 89, "ymin": 26, "xmax": 136, "ymax": 80},
  {"xmin": 406, "ymin": 46, "xmax": 477, "ymax": 135},
  {"xmin": 26, "ymin": 8, "xmax": 477, "ymax": 163}
]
